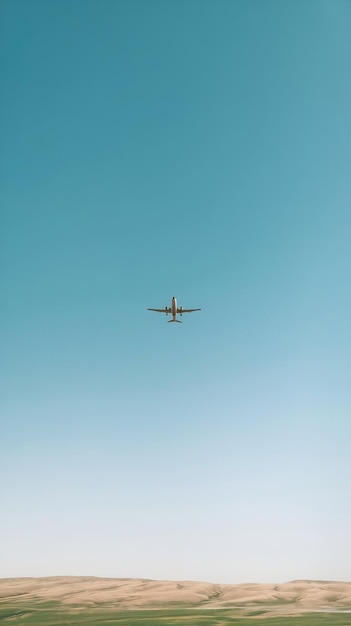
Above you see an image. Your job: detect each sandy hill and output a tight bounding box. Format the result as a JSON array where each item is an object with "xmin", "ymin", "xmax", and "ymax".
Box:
[{"xmin": 1, "ymin": 577, "xmax": 351, "ymax": 614}]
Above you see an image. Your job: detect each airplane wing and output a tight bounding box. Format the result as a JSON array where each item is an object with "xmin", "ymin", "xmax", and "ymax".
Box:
[
  {"xmin": 177, "ymin": 308, "xmax": 201, "ymax": 313},
  {"xmin": 147, "ymin": 308, "xmax": 171, "ymax": 313}
]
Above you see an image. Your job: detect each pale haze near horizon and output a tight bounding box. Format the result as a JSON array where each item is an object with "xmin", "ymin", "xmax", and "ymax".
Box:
[{"xmin": 1, "ymin": 0, "xmax": 350, "ymax": 584}]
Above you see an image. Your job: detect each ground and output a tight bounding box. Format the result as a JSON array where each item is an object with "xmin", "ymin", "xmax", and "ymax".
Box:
[{"xmin": 1, "ymin": 578, "xmax": 351, "ymax": 625}]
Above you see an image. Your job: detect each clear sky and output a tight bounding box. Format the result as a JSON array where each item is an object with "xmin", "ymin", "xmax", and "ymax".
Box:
[{"xmin": 1, "ymin": 0, "xmax": 350, "ymax": 584}]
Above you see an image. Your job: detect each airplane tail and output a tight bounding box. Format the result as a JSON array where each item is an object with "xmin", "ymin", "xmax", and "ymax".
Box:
[{"xmin": 168, "ymin": 319, "xmax": 182, "ymax": 323}]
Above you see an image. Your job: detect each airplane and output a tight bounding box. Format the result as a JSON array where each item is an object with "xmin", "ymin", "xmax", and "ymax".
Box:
[{"xmin": 147, "ymin": 296, "xmax": 201, "ymax": 323}]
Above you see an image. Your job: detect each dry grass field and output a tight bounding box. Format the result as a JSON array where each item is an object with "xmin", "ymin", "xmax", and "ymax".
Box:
[{"xmin": 1, "ymin": 577, "xmax": 351, "ymax": 625}]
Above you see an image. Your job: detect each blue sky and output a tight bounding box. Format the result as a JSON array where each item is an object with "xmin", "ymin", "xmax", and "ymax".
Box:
[{"xmin": 1, "ymin": 0, "xmax": 350, "ymax": 583}]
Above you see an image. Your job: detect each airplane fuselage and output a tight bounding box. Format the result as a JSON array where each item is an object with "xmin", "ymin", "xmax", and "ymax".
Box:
[
  {"xmin": 166, "ymin": 296, "xmax": 181, "ymax": 322},
  {"xmin": 171, "ymin": 296, "xmax": 177, "ymax": 320}
]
